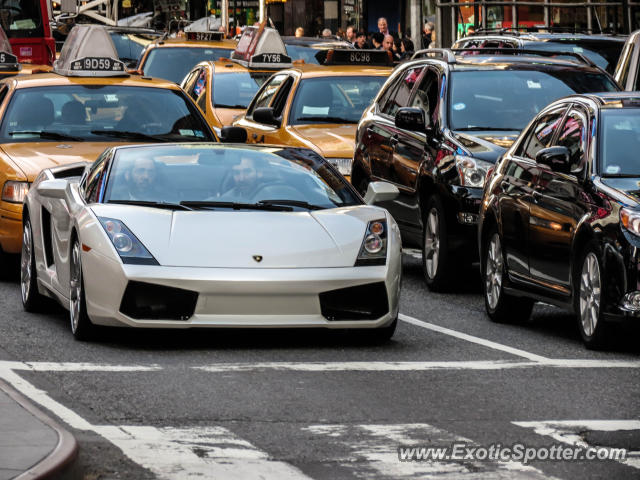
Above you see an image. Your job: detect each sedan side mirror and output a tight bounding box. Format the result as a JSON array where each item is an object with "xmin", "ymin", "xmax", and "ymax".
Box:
[
  {"xmin": 253, "ymin": 107, "xmax": 281, "ymax": 127},
  {"xmin": 37, "ymin": 179, "xmax": 68, "ymax": 199},
  {"xmin": 395, "ymin": 107, "xmax": 426, "ymax": 132},
  {"xmin": 364, "ymin": 181, "xmax": 399, "ymax": 205},
  {"xmin": 219, "ymin": 126, "xmax": 248, "ymax": 143},
  {"xmin": 536, "ymin": 146, "xmax": 571, "ymax": 174}
]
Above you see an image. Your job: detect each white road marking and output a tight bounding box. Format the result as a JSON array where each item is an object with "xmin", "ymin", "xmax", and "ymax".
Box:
[
  {"xmin": 399, "ymin": 314, "xmax": 551, "ymax": 362},
  {"xmin": 8, "ymin": 361, "xmax": 162, "ymax": 372},
  {"xmin": 304, "ymin": 423, "xmax": 559, "ymax": 479},
  {"xmin": 514, "ymin": 420, "xmax": 640, "ymax": 470}
]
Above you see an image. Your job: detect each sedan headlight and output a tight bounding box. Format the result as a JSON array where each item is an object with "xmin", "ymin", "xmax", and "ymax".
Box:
[
  {"xmin": 620, "ymin": 208, "xmax": 640, "ymax": 237},
  {"xmin": 327, "ymin": 158, "xmax": 353, "ymax": 176},
  {"xmin": 355, "ymin": 219, "xmax": 387, "ymax": 266},
  {"xmin": 455, "ymin": 155, "xmax": 493, "ymax": 188},
  {"xmin": 2, "ymin": 181, "xmax": 29, "ymax": 203},
  {"xmin": 98, "ymin": 217, "xmax": 158, "ymax": 265}
]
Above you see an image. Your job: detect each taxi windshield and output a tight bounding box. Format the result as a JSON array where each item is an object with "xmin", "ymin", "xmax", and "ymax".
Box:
[
  {"xmin": 448, "ymin": 69, "xmax": 618, "ymax": 131},
  {"xmin": 0, "ymin": 85, "xmax": 213, "ymax": 143},
  {"xmin": 285, "ymin": 45, "xmax": 330, "ymax": 65},
  {"xmin": 104, "ymin": 145, "xmax": 359, "ymax": 208},
  {"xmin": 212, "ymin": 72, "xmax": 272, "ymax": 109},
  {"xmin": 0, "ymin": 0, "xmax": 43, "ymax": 37},
  {"xmin": 289, "ymin": 76, "xmax": 386, "ymax": 125},
  {"xmin": 143, "ymin": 47, "xmax": 233, "ymax": 83},
  {"xmin": 600, "ymin": 108, "xmax": 640, "ymax": 176},
  {"xmin": 109, "ymin": 32, "xmax": 161, "ymax": 66}
]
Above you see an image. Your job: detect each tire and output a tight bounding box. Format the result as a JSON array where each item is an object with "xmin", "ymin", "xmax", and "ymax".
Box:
[
  {"xmin": 574, "ymin": 244, "xmax": 610, "ymax": 349},
  {"xmin": 482, "ymin": 228, "xmax": 533, "ymax": 323},
  {"xmin": 362, "ymin": 317, "xmax": 397, "ymax": 343},
  {"xmin": 21, "ymin": 218, "xmax": 46, "ymax": 312},
  {"xmin": 69, "ymin": 238, "xmax": 96, "ymax": 341},
  {"xmin": 422, "ymin": 196, "xmax": 454, "ymax": 291}
]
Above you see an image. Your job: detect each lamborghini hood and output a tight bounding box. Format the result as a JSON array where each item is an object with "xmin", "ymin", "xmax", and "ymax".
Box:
[{"xmin": 90, "ymin": 205, "xmax": 385, "ymax": 268}]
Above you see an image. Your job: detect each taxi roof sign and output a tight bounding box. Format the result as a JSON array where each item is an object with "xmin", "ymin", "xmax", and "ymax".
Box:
[
  {"xmin": 54, "ymin": 25, "xmax": 127, "ymax": 77},
  {"xmin": 0, "ymin": 26, "xmax": 19, "ymax": 72},
  {"xmin": 231, "ymin": 26, "xmax": 291, "ymax": 69},
  {"xmin": 186, "ymin": 31, "xmax": 225, "ymax": 42},
  {"xmin": 323, "ymin": 49, "xmax": 393, "ymax": 66}
]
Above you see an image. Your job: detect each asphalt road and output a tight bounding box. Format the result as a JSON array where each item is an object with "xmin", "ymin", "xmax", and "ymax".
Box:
[{"xmin": 0, "ymin": 251, "xmax": 639, "ymax": 480}]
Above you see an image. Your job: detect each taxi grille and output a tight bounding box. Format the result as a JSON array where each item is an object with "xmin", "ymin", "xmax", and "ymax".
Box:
[
  {"xmin": 119, "ymin": 281, "xmax": 198, "ymax": 320},
  {"xmin": 319, "ymin": 282, "xmax": 389, "ymax": 321}
]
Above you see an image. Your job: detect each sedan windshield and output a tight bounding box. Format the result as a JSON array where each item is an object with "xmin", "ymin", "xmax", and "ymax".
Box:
[
  {"xmin": 289, "ymin": 76, "xmax": 387, "ymax": 125},
  {"xmin": 0, "ymin": 85, "xmax": 213, "ymax": 143},
  {"xmin": 104, "ymin": 145, "xmax": 360, "ymax": 209},
  {"xmin": 143, "ymin": 47, "xmax": 233, "ymax": 83},
  {"xmin": 212, "ymin": 72, "xmax": 272, "ymax": 108},
  {"xmin": 600, "ymin": 108, "xmax": 640, "ymax": 176},
  {"xmin": 449, "ymin": 69, "xmax": 618, "ymax": 131}
]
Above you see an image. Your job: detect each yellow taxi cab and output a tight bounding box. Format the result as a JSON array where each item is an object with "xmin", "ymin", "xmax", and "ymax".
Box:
[
  {"xmin": 0, "ymin": 25, "xmax": 216, "ymax": 261},
  {"xmin": 233, "ymin": 49, "xmax": 393, "ymax": 179},
  {"xmin": 0, "ymin": 26, "xmax": 51, "ymax": 79},
  {"xmin": 181, "ymin": 26, "xmax": 292, "ymax": 135},
  {"xmin": 136, "ymin": 31, "xmax": 236, "ymax": 84}
]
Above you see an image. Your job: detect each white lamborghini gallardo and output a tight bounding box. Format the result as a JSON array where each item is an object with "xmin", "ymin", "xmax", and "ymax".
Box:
[{"xmin": 21, "ymin": 144, "xmax": 402, "ymax": 340}]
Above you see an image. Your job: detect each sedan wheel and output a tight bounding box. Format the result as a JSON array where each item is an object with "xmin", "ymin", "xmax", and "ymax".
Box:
[
  {"xmin": 576, "ymin": 248, "xmax": 609, "ymax": 349},
  {"xmin": 421, "ymin": 197, "xmax": 453, "ymax": 291},
  {"xmin": 424, "ymin": 208, "xmax": 440, "ymax": 280},
  {"xmin": 21, "ymin": 218, "xmax": 45, "ymax": 312},
  {"xmin": 485, "ymin": 233, "xmax": 503, "ymax": 311},
  {"xmin": 69, "ymin": 239, "xmax": 95, "ymax": 340}
]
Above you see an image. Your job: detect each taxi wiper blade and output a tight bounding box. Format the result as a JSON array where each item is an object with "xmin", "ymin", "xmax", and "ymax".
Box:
[
  {"xmin": 90, "ymin": 130, "xmax": 164, "ymax": 142},
  {"xmin": 456, "ymin": 126, "xmax": 518, "ymax": 132},
  {"xmin": 8, "ymin": 130, "xmax": 84, "ymax": 141},
  {"xmin": 215, "ymin": 104, "xmax": 247, "ymax": 109},
  {"xmin": 180, "ymin": 200, "xmax": 293, "ymax": 211},
  {"xmin": 296, "ymin": 116, "xmax": 357, "ymax": 124},
  {"xmin": 257, "ymin": 199, "xmax": 325, "ymax": 210},
  {"xmin": 108, "ymin": 200, "xmax": 193, "ymax": 210}
]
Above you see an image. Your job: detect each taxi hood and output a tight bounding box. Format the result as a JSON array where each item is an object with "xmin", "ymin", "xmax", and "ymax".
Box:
[
  {"xmin": 451, "ymin": 130, "xmax": 520, "ymax": 163},
  {"xmin": 290, "ymin": 124, "xmax": 356, "ymax": 158},
  {"xmin": 1, "ymin": 142, "xmax": 118, "ymax": 180},
  {"xmin": 213, "ymin": 108, "xmax": 245, "ymax": 127},
  {"xmin": 90, "ymin": 205, "xmax": 384, "ymax": 268}
]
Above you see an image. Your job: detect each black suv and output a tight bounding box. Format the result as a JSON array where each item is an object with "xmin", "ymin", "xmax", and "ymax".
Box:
[
  {"xmin": 452, "ymin": 29, "xmax": 626, "ymax": 74},
  {"xmin": 351, "ymin": 49, "xmax": 619, "ymax": 290},
  {"xmin": 479, "ymin": 93, "xmax": 640, "ymax": 349}
]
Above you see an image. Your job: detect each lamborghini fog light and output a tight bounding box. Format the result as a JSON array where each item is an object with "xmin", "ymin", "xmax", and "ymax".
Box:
[{"xmin": 621, "ymin": 292, "xmax": 640, "ymax": 311}]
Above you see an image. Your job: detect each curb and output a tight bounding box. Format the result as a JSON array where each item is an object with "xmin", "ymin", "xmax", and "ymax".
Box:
[{"xmin": 0, "ymin": 378, "xmax": 78, "ymax": 480}]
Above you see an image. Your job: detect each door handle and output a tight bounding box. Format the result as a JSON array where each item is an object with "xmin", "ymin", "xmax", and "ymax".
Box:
[
  {"xmin": 366, "ymin": 126, "xmax": 375, "ymax": 135},
  {"xmin": 532, "ymin": 189, "xmax": 542, "ymax": 199},
  {"xmin": 389, "ymin": 135, "xmax": 399, "ymax": 147}
]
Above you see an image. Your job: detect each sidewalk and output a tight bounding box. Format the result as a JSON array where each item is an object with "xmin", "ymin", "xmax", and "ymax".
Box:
[{"xmin": 0, "ymin": 379, "xmax": 77, "ymax": 480}]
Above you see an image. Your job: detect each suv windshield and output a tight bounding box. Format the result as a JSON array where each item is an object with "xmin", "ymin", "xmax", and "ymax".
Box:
[
  {"xmin": 0, "ymin": 0, "xmax": 43, "ymax": 37},
  {"xmin": 449, "ymin": 69, "xmax": 618, "ymax": 131},
  {"xmin": 212, "ymin": 72, "xmax": 272, "ymax": 108},
  {"xmin": 289, "ymin": 76, "xmax": 387, "ymax": 125},
  {"xmin": 104, "ymin": 145, "xmax": 359, "ymax": 208},
  {"xmin": 526, "ymin": 40, "xmax": 624, "ymax": 74},
  {"xmin": 143, "ymin": 47, "xmax": 233, "ymax": 83},
  {"xmin": 600, "ymin": 108, "xmax": 640, "ymax": 176},
  {"xmin": 0, "ymin": 85, "xmax": 213, "ymax": 143}
]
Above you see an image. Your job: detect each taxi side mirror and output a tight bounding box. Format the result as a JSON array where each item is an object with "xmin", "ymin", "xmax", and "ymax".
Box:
[
  {"xmin": 395, "ymin": 107, "xmax": 426, "ymax": 132},
  {"xmin": 253, "ymin": 107, "xmax": 281, "ymax": 127},
  {"xmin": 219, "ymin": 126, "xmax": 248, "ymax": 143},
  {"xmin": 536, "ymin": 146, "xmax": 571, "ymax": 174},
  {"xmin": 364, "ymin": 181, "xmax": 399, "ymax": 205}
]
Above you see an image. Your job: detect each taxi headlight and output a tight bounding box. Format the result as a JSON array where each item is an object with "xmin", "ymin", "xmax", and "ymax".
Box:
[
  {"xmin": 98, "ymin": 217, "xmax": 158, "ymax": 265},
  {"xmin": 620, "ymin": 208, "xmax": 640, "ymax": 237},
  {"xmin": 455, "ymin": 155, "xmax": 493, "ymax": 188},
  {"xmin": 327, "ymin": 158, "xmax": 353, "ymax": 176},
  {"xmin": 355, "ymin": 219, "xmax": 387, "ymax": 266},
  {"xmin": 2, "ymin": 181, "xmax": 29, "ymax": 203}
]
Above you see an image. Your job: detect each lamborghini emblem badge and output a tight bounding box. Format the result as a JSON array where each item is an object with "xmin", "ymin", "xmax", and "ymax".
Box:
[{"xmin": 253, "ymin": 255, "xmax": 263, "ymax": 263}]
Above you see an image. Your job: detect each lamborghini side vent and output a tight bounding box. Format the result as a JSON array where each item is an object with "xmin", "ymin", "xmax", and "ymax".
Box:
[{"xmin": 41, "ymin": 207, "xmax": 54, "ymax": 267}]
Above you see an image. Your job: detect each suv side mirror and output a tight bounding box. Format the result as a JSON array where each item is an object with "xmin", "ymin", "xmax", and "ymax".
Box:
[
  {"xmin": 395, "ymin": 107, "xmax": 426, "ymax": 132},
  {"xmin": 253, "ymin": 107, "xmax": 280, "ymax": 127},
  {"xmin": 364, "ymin": 181, "xmax": 399, "ymax": 205},
  {"xmin": 536, "ymin": 146, "xmax": 571, "ymax": 174},
  {"xmin": 219, "ymin": 126, "xmax": 248, "ymax": 143}
]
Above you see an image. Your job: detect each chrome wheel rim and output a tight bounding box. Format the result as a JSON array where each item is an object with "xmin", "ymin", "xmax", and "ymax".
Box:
[
  {"xmin": 69, "ymin": 241, "xmax": 82, "ymax": 333},
  {"xmin": 424, "ymin": 208, "xmax": 440, "ymax": 279},
  {"xmin": 579, "ymin": 252, "xmax": 601, "ymax": 337},
  {"xmin": 485, "ymin": 233, "xmax": 503, "ymax": 310},
  {"xmin": 20, "ymin": 221, "xmax": 32, "ymax": 304}
]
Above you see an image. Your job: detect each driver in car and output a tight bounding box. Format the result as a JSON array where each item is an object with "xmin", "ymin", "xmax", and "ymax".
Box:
[
  {"xmin": 220, "ymin": 156, "xmax": 261, "ymax": 201},
  {"xmin": 122, "ymin": 156, "xmax": 164, "ymax": 201}
]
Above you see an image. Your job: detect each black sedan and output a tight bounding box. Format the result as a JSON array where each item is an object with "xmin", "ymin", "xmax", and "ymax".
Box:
[{"xmin": 479, "ymin": 92, "xmax": 640, "ymax": 349}]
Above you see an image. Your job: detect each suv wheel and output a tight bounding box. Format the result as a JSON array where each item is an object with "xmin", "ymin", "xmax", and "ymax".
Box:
[
  {"xmin": 575, "ymin": 244, "xmax": 610, "ymax": 349},
  {"xmin": 422, "ymin": 196, "xmax": 453, "ymax": 291}
]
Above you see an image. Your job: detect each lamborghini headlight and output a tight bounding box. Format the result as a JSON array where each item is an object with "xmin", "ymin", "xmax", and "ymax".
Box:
[
  {"xmin": 327, "ymin": 158, "xmax": 353, "ymax": 176},
  {"xmin": 98, "ymin": 217, "xmax": 158, "ymax": 265},
  {"xmin": 455, "ymin": 155, "xmax": 493, "ymax": 188},
  {"xmin": 2, "ymin": 181, "xmax": 29, "ymax": 203},
  {"xmin": 355, "ymin": 219, "xmax": 387, "ymax": 266}
]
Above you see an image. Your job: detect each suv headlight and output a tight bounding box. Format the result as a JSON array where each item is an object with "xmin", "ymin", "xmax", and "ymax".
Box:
[
  {"xmin": 2, "ymin": 181, "xmax": 29, "ymax": 203},
  {"xmin": 98, "ymin": 217, "xmax": 158, "ymax": 265},
  {"xmin": 455, "ymin": 155, "xmax": 493, "ymax": 188},
  {"xmin": 355, "ymin": 219, "xmax": 387, "ymax": 266},
  {"xmin": 621, "ymin": 208, "xmax": 640, "ymax": 237},
  {"xmin": 327, "ymin": 158, "xmax": 353, "ymax": 176}
]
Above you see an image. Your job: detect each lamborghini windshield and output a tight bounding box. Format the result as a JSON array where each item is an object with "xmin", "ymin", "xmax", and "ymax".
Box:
[{"xmin": 103, "ymin": 145, "xmax": 359, "ymax": 209}]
